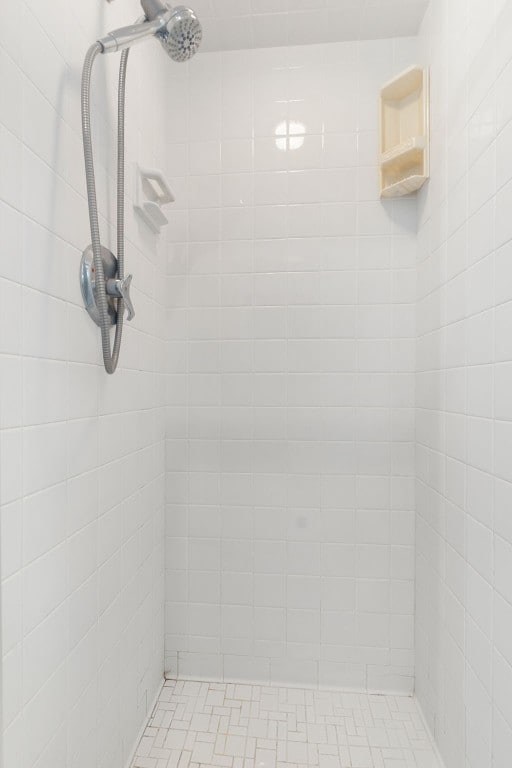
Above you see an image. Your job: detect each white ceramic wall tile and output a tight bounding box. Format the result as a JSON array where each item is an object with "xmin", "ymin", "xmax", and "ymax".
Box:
[
  {"xmin": 0, "ymin": 1, "xmax": 166, "ymax": 766},
  {"xmin": 164, "ymin": 38, "xmax": 418, "ymax": 694},
  {"xmin": 4, "ymin": 0, "xmax": 509, "ymax": 765},
  {"xmin": 197, "ymin": 0, "xmax": 429, "ymax": 52},
  {"xmin": 415, "ymin": 2, "xmax": 512, "ymax": 768}
]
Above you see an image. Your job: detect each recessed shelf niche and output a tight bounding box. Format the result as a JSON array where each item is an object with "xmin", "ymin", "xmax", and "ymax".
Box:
[{"xmin": 380, "ymin": 66, "xmax": 429, "ymax": 198}]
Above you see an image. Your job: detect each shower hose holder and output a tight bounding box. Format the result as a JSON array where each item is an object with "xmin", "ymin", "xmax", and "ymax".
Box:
[{"xmin": 80, "ymin": 245, "xmax": 135, "ymax": 327}]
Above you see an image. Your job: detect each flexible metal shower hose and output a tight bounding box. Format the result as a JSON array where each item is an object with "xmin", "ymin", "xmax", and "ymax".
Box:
[{"xmin": 81, "ymin": 43, "xmax": 130, "ymax": 374}]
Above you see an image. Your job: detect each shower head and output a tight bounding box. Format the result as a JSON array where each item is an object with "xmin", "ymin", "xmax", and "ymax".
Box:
[
  {"xmin": 156, "ymin": 5, "xmax": 203, "ymax": 62},
  {"xmin": 98, "ymin": 0, "xmax": 202, "ymax": 61}
]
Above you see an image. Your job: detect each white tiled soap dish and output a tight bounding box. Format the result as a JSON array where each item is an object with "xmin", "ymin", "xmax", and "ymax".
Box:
[{"xmin": 134, "ymin": 164, "xmax": 175, "ymax": 233}]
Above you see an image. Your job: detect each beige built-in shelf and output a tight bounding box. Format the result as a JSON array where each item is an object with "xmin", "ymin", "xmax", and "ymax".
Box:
[{"xmin": 380, "ymin": 66, "xmax": 429, "ymax": 198}]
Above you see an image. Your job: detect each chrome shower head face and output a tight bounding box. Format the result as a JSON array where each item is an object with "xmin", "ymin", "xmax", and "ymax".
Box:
[{"xmin": 157, "ymin": 5, "xmax": 202, "ymax": 62}]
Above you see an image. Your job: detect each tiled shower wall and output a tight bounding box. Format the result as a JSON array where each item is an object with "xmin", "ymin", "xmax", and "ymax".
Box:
[
  {"xmin": 415, "ymin": 0, "xmax": 512, "ymax": 766},
  {"xmin": 164, "ymin": 38, "xmax": 419, "ymax": 693},
  {"xmin": 0, "ymin": 1, "xmax": 166, "ymax": 766}
]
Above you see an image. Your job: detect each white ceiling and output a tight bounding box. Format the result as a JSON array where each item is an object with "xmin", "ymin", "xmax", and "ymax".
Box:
[{"xmin": 192, "ymin": 0, "xmax": 429, "ymax": 53}]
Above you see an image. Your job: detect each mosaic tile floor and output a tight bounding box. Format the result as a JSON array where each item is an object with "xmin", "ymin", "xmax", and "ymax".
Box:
[{"xmin": 132, "ymin": 680, "xmax": 440, "ymax": 768}]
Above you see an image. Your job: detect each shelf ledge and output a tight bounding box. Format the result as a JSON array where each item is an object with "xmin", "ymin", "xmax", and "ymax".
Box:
[
  {"xmin": 381, "ymin": 136, "xmax": 426, "ymax": 167},
  {"xmin": 381, "ymin": 174, "xmax": 427, "ymax": 198}
]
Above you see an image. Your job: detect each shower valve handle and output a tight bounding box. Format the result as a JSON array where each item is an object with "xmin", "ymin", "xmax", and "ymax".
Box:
[{"xmin": 106, "ymin": 275, "xmax": 135, "ymax": 321}]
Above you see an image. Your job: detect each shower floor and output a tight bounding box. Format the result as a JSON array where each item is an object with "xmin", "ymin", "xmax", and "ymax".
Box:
[{"xmin": 131, "ymin": 679, "xmax": 440, "ymax": 768}]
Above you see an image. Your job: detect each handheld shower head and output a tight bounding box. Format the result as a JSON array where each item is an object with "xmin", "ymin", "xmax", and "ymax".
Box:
[
  {"xmin": 156, "ymin": 5, "xmax": 202, "ymax": 62},
  {"xmin": 98, "ymin": 1, "xmax": 202, "ymax": 61}
]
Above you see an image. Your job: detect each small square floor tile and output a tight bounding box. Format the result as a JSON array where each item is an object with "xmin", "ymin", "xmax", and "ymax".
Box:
[{"xmin": 132, "ymin": 680, "xmax": 441, "ymax": 768}]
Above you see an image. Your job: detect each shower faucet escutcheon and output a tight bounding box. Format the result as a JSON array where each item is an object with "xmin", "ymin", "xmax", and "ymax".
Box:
[
  {"xmin": 80, "ymin": 0, "xmax": 202, "ymax": 374},
  {"xmin": 80, "ymin": 246, "xmax": 135, "ymax": 327}
]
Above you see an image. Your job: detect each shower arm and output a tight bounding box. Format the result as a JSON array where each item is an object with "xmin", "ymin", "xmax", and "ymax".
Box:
[
  {"xmin": 98, "ymin": 16, "xmax": 165, "ymax": 53},
  {"xmin": 100, "ymin": 0, "xmax": 172, "ymax": 53}
]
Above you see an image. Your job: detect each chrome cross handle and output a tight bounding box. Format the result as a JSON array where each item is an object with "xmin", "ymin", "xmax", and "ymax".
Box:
[{"xmin": 106, "ymin": 274, "xmax": 135, "ymax": 321}]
